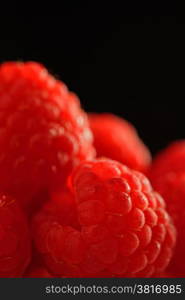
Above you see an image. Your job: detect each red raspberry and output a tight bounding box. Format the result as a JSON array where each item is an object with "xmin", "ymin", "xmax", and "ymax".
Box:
[
  {"xmin": 32, "ymin": 159, "xmax": 176, "ymax": 278},
  {"xmin": 149, "ymin": 141, "xmax": 185, "ymax": 276},
  {"xmin": 89, "ymin": 113, "xmax": 151, "ymax": 173},
  {"xmin": 0, "ymin": 62, "xmax": 95, "ymax": 213},
  {"xmin": 0, "ymin": 193, "xmax": 31, "ymax": 277}
]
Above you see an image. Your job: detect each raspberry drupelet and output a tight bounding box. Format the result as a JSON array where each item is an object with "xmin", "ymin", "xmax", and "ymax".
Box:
[
  {"xmin": 32, "ymin": 159, "xmax": 176, "ymax": 278},
  {"xmin": 0, "ymin": 193, "xmax": 31, "ymax": 277},
  {"xmin": 0, "ymin": 62, "xmax": 95, "ymax": 213},
  {"xmin": 149, "ymin": 141, "xmax": 185, "ymax": 276},
  {"xmin": 89, "ymin": 113, "xmax": 151, "ymax": 173}
]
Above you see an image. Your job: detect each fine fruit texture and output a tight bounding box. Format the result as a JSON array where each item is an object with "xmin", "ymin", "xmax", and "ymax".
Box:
[
  {"xmin": 0, "ymin": 62, "xmax": 95, "ymax": 213},
  {"xmin": 0, "ymin": 193, "xmax": 31, "ymax": 277},
  {"xmin": 32, "ymin": 159, "xmax": 176, "ymax": 278},
  {"xmin": 89, "ymin": 113, "xmax": 151, "ymax": 173},
  {"xmin": 149, "ymin": 141, "xmax": 185, "ymax": 276}
]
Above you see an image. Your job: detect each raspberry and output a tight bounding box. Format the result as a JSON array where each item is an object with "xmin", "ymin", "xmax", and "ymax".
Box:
[
  {"xmin": 32, "ymin": 159, "xmax": 176, "ymax": 278},
  {"xmin": 89, "ymin": 113, "xmax": 151, "ymax": 173},
  {"xmin": 0, "ymin": 193, "xmax": 31, "ymax": 277},
  {"xmin": 149, "ymin": 141, "xmax": 185, "ymax": 276},
  {"xmin": 0, "ymin": 62, "xmax": 95, "ymax": 213}
]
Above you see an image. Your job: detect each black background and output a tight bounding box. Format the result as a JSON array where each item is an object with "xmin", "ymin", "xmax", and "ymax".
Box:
[
  {"xmin": 0, "ymin": 278, "xmax": 185, "ymax": 299},
  {"xmin": 0, "ymin": 7, "xmax": 183, "ymax": 155}
]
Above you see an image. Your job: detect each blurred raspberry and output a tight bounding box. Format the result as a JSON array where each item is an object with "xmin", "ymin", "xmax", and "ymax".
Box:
[
  {"xmin": 89, "ymin": 113, "xmax": 151, "ymax": 173},
  {"xmin": 32, "ymin": 159, "xmax": 176, "ymax": 278},
  {"xmin": 149, "ymin": 142, "xmax": 185, "ymax": 276},
  {"xmin": 0, "ymin": 193, "xmax": 31, "ymax": 277},
  {"xmin": 0, "ymin": 62, "xmax": 95, "ymax": 213}
]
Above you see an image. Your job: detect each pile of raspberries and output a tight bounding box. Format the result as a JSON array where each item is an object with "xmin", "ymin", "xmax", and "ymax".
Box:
[{"xmin": 0, "ymin": 62, "xmax": 183, "ymax": 278}]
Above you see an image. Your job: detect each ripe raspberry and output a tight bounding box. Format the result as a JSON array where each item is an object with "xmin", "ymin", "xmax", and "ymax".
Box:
[
  {"xmin": 149, "ymin": 141, "xmax": 185, "ymax": 276},
  {"xmin": 32, "ymin": 159, "xmax": 176, "ymax": 278},
  {"xmin": 88, "ymin": 113, "xmax": 151, "ymax": 173},
  {"xmin": 0, "ymin": 193, "xmax": 31, "ymax": 277},
  {"xmin": 0, "ymin": 62, "xmax": 95, "ymax": 213}
]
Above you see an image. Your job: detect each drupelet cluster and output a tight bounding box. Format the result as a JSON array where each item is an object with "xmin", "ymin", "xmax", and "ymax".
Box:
[
  {"xmin": 0, "ymin": 61, "xmax": 182, "ymax": 278},
  {"xmin": 32, "ymin": 159, "xmax": 176, "ymax": 278},
  {"xmin": 0, "ymin": 62, "xmax": 95, "ymax": 213}
]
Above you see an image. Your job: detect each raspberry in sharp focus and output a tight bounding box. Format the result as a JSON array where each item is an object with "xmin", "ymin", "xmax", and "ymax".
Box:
[
  {"xmin": 149, "ymin": 141, "xmax": 185, "ymax": 276},
  {"xmin": 32, "ymin": 159, "xmax": 176, "ymax": 278},
  {"xmin": 0, "ymin": 193, "xmax": 31, "ymax": 277},
  {"xmin": 88, "ymin": 113, "xmax": 151, "ymax": 173},
  {"xmin": 0, "ymin": 62, "xmax": 95, "ymax": 213}
]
